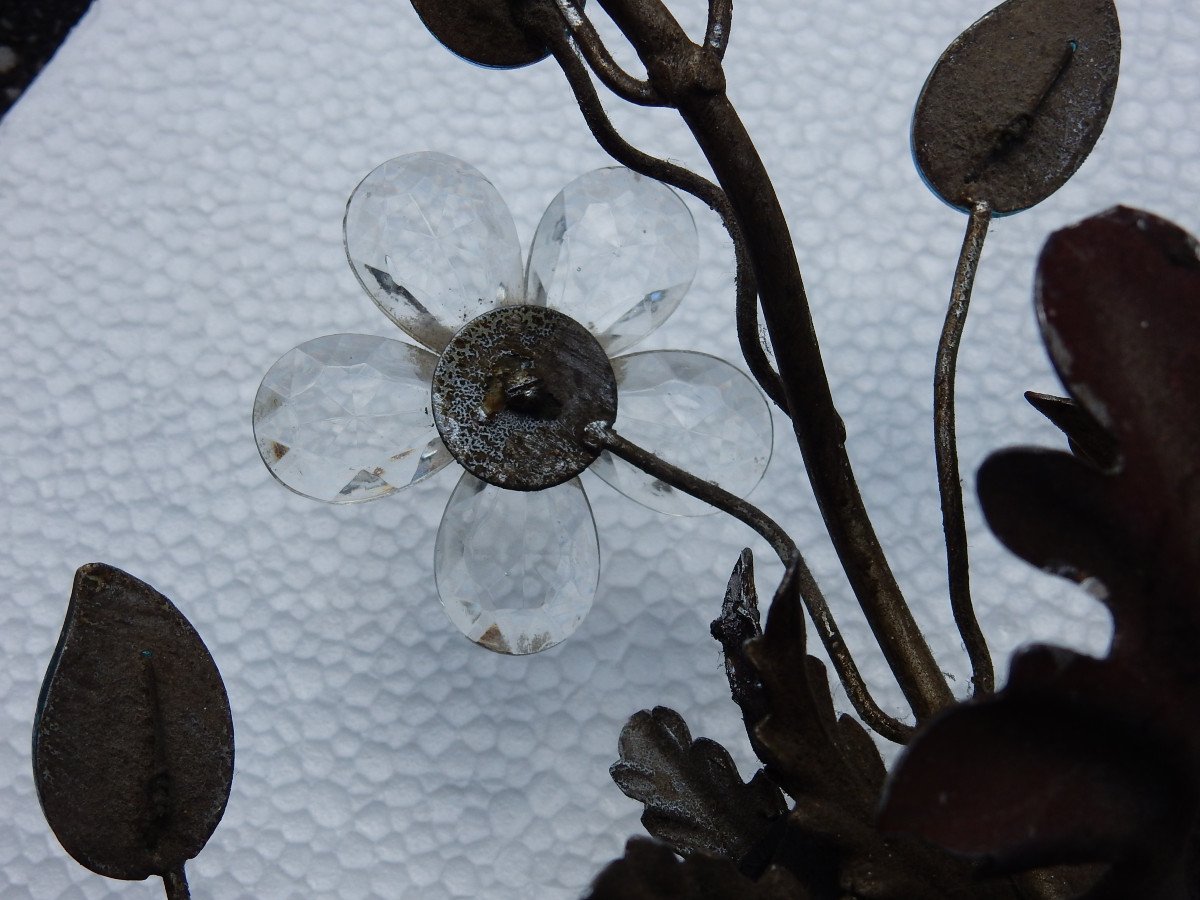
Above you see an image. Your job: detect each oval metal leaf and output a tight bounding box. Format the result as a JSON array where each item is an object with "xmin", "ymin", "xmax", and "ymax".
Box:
[
  {"xmin": 913, "ymin": 0, "xmax": 1120, "ymax": 213},
  {"xmin": 411, "ymin": 0, "xmax": 573, "ymax": 69},
  {"xmin": 33, "ymin": 564, "xmax": 234, "ymax": 881}
]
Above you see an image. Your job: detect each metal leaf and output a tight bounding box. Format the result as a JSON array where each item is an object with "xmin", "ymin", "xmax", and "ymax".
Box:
[
  {"xmin": 741, "ymin": 563, "xmax": 881, "ymax": 814},
  {"xmin": 709, "ymin": 550, "xmax": 769, "ymax": 759},
  {"xmin": 33, "ymin": 564, "xmax": 234, "ymax": 885},
  {"xmin": 610, "ymin": 707, "xmax": 786, "ymax": 864},
  {"xmin": 1024, "ymin": 391, "xmax": 1119, "ymax": 470},
  {"xmin": 880, "ymin": 646, "xmax": 1188, "ymax": 873},
  {"xmin": 976, "ymin": 448, "xmax": 1142, "ymax": 631},
  {"xmin": 585, "ymin": 838, "xmax": 808, "ymax": 900},
  {"xmin": 410, "ymin": 0, "xmax": 579, "ymax": 69},
  {"xmin": 913, "ymin": 0, "xmax": 1120, "ymax": 213},
  {"xmin": 889, "ymin": 207, "xmax": 1200, "ymax": 888},
  {"xmin": 1037, "ymin": 207, "xmax": 1200, "ymax": 540}
]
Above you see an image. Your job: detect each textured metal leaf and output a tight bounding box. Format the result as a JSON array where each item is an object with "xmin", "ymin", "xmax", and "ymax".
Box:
[
  {"xmin": 610, "ymin": 707, "xmax": 786, "ymax": 864},
  {"xmin": 709, "ymin": 550, "xmax": 770, "ymax": 760},
  {"xmin": 33, "ymin": 564, "xmax": 234, "ymax": 882},
  {"xmin": 913, "ymin": 0, "xmax": 1120, "ymax": 213},
  {"xmin": 585, "ymin": 838, "xmax": 808, "ymax": 900},
  {"xmin": 741, "ymin": 563, "xmax": 880, "ymax": 814}
]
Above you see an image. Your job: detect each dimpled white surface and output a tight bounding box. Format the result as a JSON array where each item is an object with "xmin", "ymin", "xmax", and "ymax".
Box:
[{"xmin": 1, "ymin": 1, "xmax": 1198, "ymax": 897}]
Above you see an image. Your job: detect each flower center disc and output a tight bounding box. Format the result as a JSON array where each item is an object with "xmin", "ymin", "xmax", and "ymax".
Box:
[{"xmin": 431, "ymin": 305, "xmax": 618, "ymax": 491}]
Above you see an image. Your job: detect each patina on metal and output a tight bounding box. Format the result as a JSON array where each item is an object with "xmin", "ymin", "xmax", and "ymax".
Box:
[
  {"xmin": 431, "ymin": 305, "xmax": 617, "ymax": 491},
  {"xmin": 912, "ymin": 0, "xmax": 1121, "ymax": 214}
]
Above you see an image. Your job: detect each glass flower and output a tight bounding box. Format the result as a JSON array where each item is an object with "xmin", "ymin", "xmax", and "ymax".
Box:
[{"xmin": 252, "ymin": 153, "xmax": 773, "ymax": 654}]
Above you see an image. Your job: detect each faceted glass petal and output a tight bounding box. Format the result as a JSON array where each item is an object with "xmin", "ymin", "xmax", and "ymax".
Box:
[
  {"xmin": 435, "ymin": 473, "xmax": 599, "ymax": 655},
  {"xmin": 592, "ymin": 351, "xmax": 773, "ymax": 516},
  {"xmin": 344, "ymin": 153, "xmax": 524, "ymax": 351},
  {"xmin": 525, "ymin": 167, "xmax": 698, "ymax": 355},
  {"xmin": 253, "ymin": 333, "xmax": 452, "ymax": 503}
]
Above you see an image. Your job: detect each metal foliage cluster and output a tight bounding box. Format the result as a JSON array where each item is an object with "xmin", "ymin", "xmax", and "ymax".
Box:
[
  {"xmin": 25, "ymin": 0, "xmax": 1200, "ymax": 898},
  {"xmin": 408, "ymin": 0, "xmax": 1198, "ymax": 897}
]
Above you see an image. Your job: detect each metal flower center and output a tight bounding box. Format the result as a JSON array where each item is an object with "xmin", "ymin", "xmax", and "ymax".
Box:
[{"xmin": 431, "ymin": 305, "xmax": 618, "ymax": 491}]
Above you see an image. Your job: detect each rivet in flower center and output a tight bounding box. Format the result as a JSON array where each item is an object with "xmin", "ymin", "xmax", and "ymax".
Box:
[{"xmin": 431, "ymin": 305, "xmax": 618, "ymax": 491}]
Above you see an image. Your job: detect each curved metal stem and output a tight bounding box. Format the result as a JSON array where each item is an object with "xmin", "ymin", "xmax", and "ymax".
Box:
[
  {"xmin": 934, "ymin": 202, "xmax": 994, "ymax": 695},
  {"xmin": 535, "ymin": 14, "xmax": 789, "ymax": 411},
  {"xmin": 552, "ymin": 0, "xmax": 665, "ymax": 105},
  {"xmin": 590, "ymin": 423, "xmax": 914, "ymax": 743},
  {"xmin": 706, "ymin": 0, "xmax": 733, "ymax": 57}
]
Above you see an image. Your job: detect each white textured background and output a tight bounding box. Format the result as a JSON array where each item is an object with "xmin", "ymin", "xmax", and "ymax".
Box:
[{"xmin": 1, "ymin": 1, "xmax": 1198, "ymax": 897}]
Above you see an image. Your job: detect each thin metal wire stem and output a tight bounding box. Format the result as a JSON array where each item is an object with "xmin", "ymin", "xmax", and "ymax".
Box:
[
  {"xmin": 552, "ymin": 0, "xmax": 665, "ymax": 106},
  {"xmin": 162, "ymin": 866, "xmax": 190, "ymax": 900},
  {"xmin": 705, "ymin": 0, "xmax": 733, "ymax": 57},
  {"xmin": 590, "ymin": 423, "xmax": 914, "ymax": 744},
  {"xmin": 535, "ymin": 17, "xmax": 789, "ymax": 411},
  {"xmin": 934, "ymin": 201, "xmax": 995, "ymax": 695}
]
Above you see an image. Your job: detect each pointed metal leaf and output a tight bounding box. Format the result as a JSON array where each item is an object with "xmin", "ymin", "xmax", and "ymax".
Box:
[
  {"xmin": 1024, "ymin": 391, "xmax": 1119, "ymax": 470},
  {"xmin": 33, "ymin": 564, "xmax": 234, "ymax": 882},
  {"xmin": 913, "ymin": 0, "xmax": 1120, "ymax": 213}
]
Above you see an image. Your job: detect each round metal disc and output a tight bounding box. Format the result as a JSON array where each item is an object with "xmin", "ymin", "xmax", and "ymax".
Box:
[
  {"xmin": 410, "ymin": 0, "xmax": 555, "ymax": 70},
  {"xmin": 432, "ymin": 305, "xmax": 617, "ymax": 491}
]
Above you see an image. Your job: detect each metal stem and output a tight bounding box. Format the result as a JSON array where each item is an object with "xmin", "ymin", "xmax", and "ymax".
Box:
[
  {"xmin": 551, "ymin": 0, "xmax": 664, "ymax": 106},
  {"xmin": 590, "ymin": 423, "xmax": 914, "ymax": 743},
  {"xmin": 592, "ymin": 0, "xmax": 954, "ymax": 721},
  {"xmin": 534, "ymin": 14, "xmax": 789, "ymax": 411},
  {"xmin": 162, "ymin": 866, "xmax": 190, "ymax": 900},
  {"xmin": 934, "ymin": 201, "xmax": 995, "ymax": 695},
  {"xmin": 705, "ymin": 0, "xmax": 732, "ymax": 57}
]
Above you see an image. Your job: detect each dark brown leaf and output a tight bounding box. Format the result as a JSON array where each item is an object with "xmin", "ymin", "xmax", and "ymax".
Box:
[
  {"xmin": 976, "ymin": 448, "xmax": 1141, "ymax": 631},
  {"xmin": 880, "ymin": 646, "xmax": 1189, "ymax": 873},
  {"xmin": 913, "ymin": 0, "xmax": 1120, "ymax": 213},
  {"xmin": 585, "ymin": 838, "xmax": 808, "ymax": 900},
  {"xmin": 710, "ymin": 550, "xmax": 769, "ymax": 758},
  {"xmin": 611, "ymin": 707, "xmax": 786, "ymax": 863},
  {"xmin": 888, "ymin": 208, "xmax": 1200, "ymax": 890},
  {"xmin": 742, "ymin": 562, "xmax": 881, "ymax": 815},
  {"xmin": 33, "ymin": 564, "xmax": 234, "ymax": 882},
  {"xmin": 1023, "ymin": 391, "xmax": 1119, "ymax": 470},
  {"xmin": 410, "ymin": 0, "xmax": 572, "ymax": 69},
  {"xmin": 1037, "ymin": 207, "xmax": 1200, "ymax": 552}
]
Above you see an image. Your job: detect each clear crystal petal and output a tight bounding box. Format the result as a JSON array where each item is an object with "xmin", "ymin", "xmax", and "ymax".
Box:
[
  {"xmin": 592, "ymin": 350, "xmax": 774, "ymax": 516},
  {"xmin": 434, "ymin": 472, "xmax": 599, "ymax": 655},
  {"xmin": 344, "ymin": 153, "xmax": 524, "ymax": 351},
  {"xmin": 253, "ymin": 333, "xmax": 452, "ymax": 503},
  {"xmin": 525, "ymin": 168, "xmax": 698, "ymax": 355}
]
